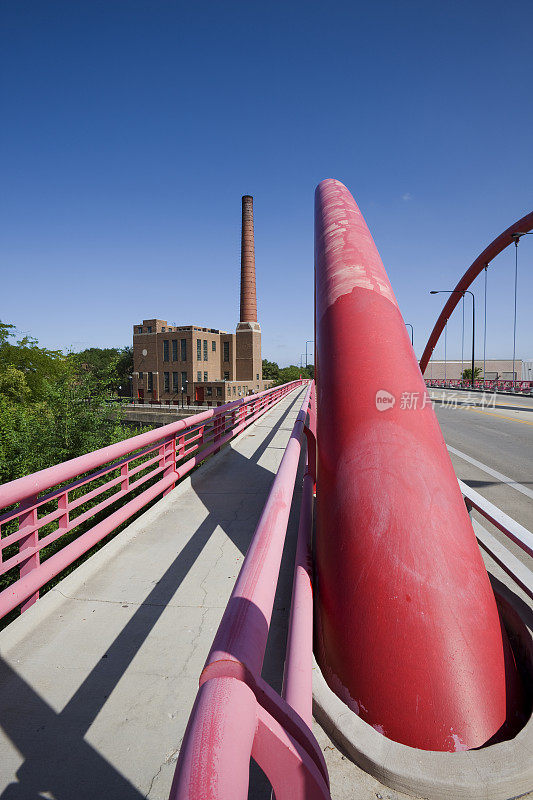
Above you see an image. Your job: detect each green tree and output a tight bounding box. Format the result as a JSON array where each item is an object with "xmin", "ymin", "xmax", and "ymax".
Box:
[
  {"xmin": 115, "ymin": 346, "xmax": 134, "ymax": 394},
  {"xmin": 0, "ymin": 365, "xmax": 31, "ymax": 402},
  {"xmin": 276, "ymin": 365, "xmax": 302, "ymax": 385},
  {"xmin": 262, "ymin": 359, "xmax": 280, "ymax": 381},
  {"xmin": 461, "ymin": 367, "xmax": 482, "ymax": 381},
  {"xmin": 0, "ymin": 321, "xmax": 64, "ymax": 401},
  {"xmin": 0, "ymin": 323, "xmax": 140, "ymax": 484},
  {"xmin": 70, "ymin": 345, "xmax": 133, "ymax": 395}
]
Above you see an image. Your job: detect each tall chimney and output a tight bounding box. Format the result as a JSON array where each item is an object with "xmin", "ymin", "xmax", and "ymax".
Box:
[{"xmin": 240, "ymin": 195, "xmax": 257, "ymax": 323}]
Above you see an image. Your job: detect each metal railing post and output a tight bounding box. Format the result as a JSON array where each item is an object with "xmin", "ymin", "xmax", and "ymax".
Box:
[
  {"xmin": 163, "ymin": 435, "xmax": 177, "ymax": 497},
  {"xmin": 18, "ymin": 495, "xmax": 40, "ymax": 612}
]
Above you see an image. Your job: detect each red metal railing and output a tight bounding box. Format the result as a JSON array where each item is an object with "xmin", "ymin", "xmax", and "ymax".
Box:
[
  {"xmin": 425, "ymin": 378, "xmax": 533, "ymax": 393},
  {"xmin": 0, "ymin": 381, "xmax": 303, "ymax": 623},
  {"xmin": 169, "ymin": 382, "xmax": 330, "ymax": 800}
]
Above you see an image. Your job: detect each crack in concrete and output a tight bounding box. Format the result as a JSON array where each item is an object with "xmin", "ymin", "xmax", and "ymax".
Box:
[
  {"xmin": 53, "ymin": 588, "xmax": 226, "ymax": 609},
  {"xmin": 145, "ymin": 746, "xmax": 180, "ymax": 798}
]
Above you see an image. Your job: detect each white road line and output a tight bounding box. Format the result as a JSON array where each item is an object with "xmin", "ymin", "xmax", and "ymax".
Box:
[{"xmin": 447, "ymin": 445, "xmax": 533, "ymax": 501}]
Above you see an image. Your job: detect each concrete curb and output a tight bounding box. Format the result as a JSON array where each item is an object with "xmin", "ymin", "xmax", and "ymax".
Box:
[{"xmin": 312, "ymin": 580, "xmax": 533, "ymax": 800}]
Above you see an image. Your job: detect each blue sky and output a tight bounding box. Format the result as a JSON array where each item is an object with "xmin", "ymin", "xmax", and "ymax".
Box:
[{"xmin": 2, "ymin": 0, "xmax": 532, "ymax": 366}]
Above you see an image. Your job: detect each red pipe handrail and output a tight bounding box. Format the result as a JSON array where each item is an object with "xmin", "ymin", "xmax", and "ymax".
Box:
[{"xmin": 169, "ymin": 382, "xmax": 330, "ymax": 800}]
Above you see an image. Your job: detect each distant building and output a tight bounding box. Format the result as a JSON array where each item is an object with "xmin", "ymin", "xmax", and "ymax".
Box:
[
  {"xmin": 132, "ymin": 196, "xmax": 273, "ymax": 404},
  {"xmin": 423, "ymin": 359, "xmax": 525, "ymax": 381}
]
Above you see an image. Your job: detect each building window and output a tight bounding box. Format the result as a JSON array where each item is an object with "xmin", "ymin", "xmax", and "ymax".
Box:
[
  {"xmin": 148, "ymin": 372, "xmax": 153, "ymax": 391},
  {"xmin": 139, "ymin": 371, "xmax": 143, "ymax": 381},
  {"xmin": 216, "ymin": 387, "xmax": 222, "ymax": 397},
  {"xmin": 212, "ymin": 340, "xmax": 216, "ymax": 352},
  {"xmin": 206, "ymin": 387, "xmax": 212, "ymax": 397},
  {"xmin": 224, "ymin": 371, "xmax": 229, "ymax": 381},
  {"xmin": 137, "ymin": 327, "xmax": 143, "ymax": 334},
  {"xmin": 223, "ymin": 341, "xmax": 229, "ymax": 362},
  {"xmin": 180, "ymin": 339, "xmax": 187, "ymax": 360},
  {"xmin": 163, "ymin": 340, "xmax": 169, "ymax": 362},
  {"xmin": 147, "ymin": 326, "xmax": 152, "ymax": 333},
  {"xmin": 173, "ymin": 372, "xmax": 179, "ymax": 392},
  {"xmin": 197, "ymin": 339, "xmax": 201, "ymax": 360},
  {"xmin": 197, "ymin": 371, "xmax": 202, "ymax": 382},
  {"xmin": 172, "ymin": 340, "xmax": 178, "ymax": 361},
  {"xmin": 256, "ymin": 373, "xmax": 259, "ymax": 381},
  {"xmin": 203, "ymin": 371, "xmax": 208, "ymax": 381},
  {"xmin": 162, "ymin": 327, "xmax": 166, "ymax": 332},
  {"xmin": 203, "ymin": 340, "xmax": 208, "ymax": 361},
  {"xmin": 181, "ymin": 371, "xmax": 187, "ymax": 391},
  {"xmin": 164, "ymin": 372, "xmax": 170, "ymax": 392}
]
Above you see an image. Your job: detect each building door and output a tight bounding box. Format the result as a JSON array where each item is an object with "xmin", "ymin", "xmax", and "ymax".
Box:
[
  {"xmin": 138, "ymin": 388, "xmax": 144, "ymax": 400},
  {"xmin": 195, "ymin": 386, "xmax": 204, "ymax": 403}
]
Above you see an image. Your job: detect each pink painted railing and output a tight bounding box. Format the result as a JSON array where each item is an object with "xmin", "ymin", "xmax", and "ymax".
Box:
[
  {"xmin": 425, "ymin": 378, "xmax": 533, "ymax": 394},
  {"xmin": 0, "ymin": 381, "xmax": 303, "ymax": 623},
  {"xmin": 169, "ymin": 382, "xmax": 330, "ymax": 800}
]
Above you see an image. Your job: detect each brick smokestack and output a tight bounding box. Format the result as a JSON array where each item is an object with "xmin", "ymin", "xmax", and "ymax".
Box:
[{"xmin": 240, "ymin": 195, "xmax": 257, "ymax": 323}]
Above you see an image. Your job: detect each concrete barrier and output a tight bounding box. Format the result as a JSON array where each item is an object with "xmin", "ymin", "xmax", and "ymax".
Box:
[{"xmin": 312, "ymin": 574, "xmax": 533, "ymax": 800}]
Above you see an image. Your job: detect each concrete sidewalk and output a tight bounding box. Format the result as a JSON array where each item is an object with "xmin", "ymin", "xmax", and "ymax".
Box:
[{"xmin": 0, "ymin": 387, "xmax": 309, "ymax": 800}]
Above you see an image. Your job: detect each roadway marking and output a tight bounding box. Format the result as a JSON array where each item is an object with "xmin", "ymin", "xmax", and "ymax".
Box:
[
  {"xmin": 447, "ymin": 445, "xmax": 533, "ymax": 501},
  {"xmin": 461, "ymin": 406, "xmax": 533, "ymax": 426}
]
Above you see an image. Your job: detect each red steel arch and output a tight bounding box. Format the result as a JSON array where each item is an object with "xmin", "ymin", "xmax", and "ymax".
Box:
[{"xmin": 419, "ymin": 210, "xmax": 533, "ymax": 375}]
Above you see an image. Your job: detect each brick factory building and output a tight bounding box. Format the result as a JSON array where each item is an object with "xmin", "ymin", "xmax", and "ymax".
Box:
[{"xmin": 132, "ymin": 196, "xmax": 273, "ymax": 405}]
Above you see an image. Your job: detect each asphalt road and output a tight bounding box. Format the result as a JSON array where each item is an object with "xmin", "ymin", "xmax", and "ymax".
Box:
[{"xmin": 430, "ymin": 388, "xmax": 533, "ymax": 570}]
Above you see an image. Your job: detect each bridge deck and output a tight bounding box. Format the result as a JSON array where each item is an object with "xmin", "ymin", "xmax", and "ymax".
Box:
[{"xmin": 0, "ymin": 385, "xmax": 432, "ymax": 800}]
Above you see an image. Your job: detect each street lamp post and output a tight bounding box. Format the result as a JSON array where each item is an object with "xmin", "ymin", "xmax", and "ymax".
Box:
[
  {"xmin": 510, "ymin": 231, "xmax": 533, "ymax": 388},
  {"xmin": 405, "ymin": 323, "xmax": 414, "ymax": 346},
  {"xmin": 430, "ymin": 290, "xmax": 475, "ymax": 388},
  {"xmin": 305, "ymin": 340, "xmax": 313, "ymax": 368},
  {"xmin": 444, "ymin": 322, "xmax": 447, "ymax": 382}
]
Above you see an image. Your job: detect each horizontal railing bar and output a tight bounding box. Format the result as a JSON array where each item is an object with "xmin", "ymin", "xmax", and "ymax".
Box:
[
  {"xmin": 0, "ymin": 454, "xmax": 162, "ymax": 549},
  {"xmin": 1, "ymin": 456, "xmax": 165, "ymax": 553},
  {"xmin": 67, "ymin": 473, "xmax": 124, "ymax": 512},
  {"xmin": 0, "ymin": 470, "xmax": 178, "ymax": 618},
  {"xmin": 1, "ymin": 504, "xmax": 65, "ymax": 550},
  {"xmin": 0, "ymin": 464, "xmax": 170, "ymax": 575},
  {"xmin": 127, "ymin": 453, "xmax": 162, "ymax": 479},
  {"xmin": 472, "ymin": 519, "xmax": 533, "ymax": 600},
  {"xmin": 0, "ymin": 441, "xmax": 165, "ymax": 527},
  {"xmin": 460, "ymin": 480, "xmax": 533, "ymax": 558}
]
